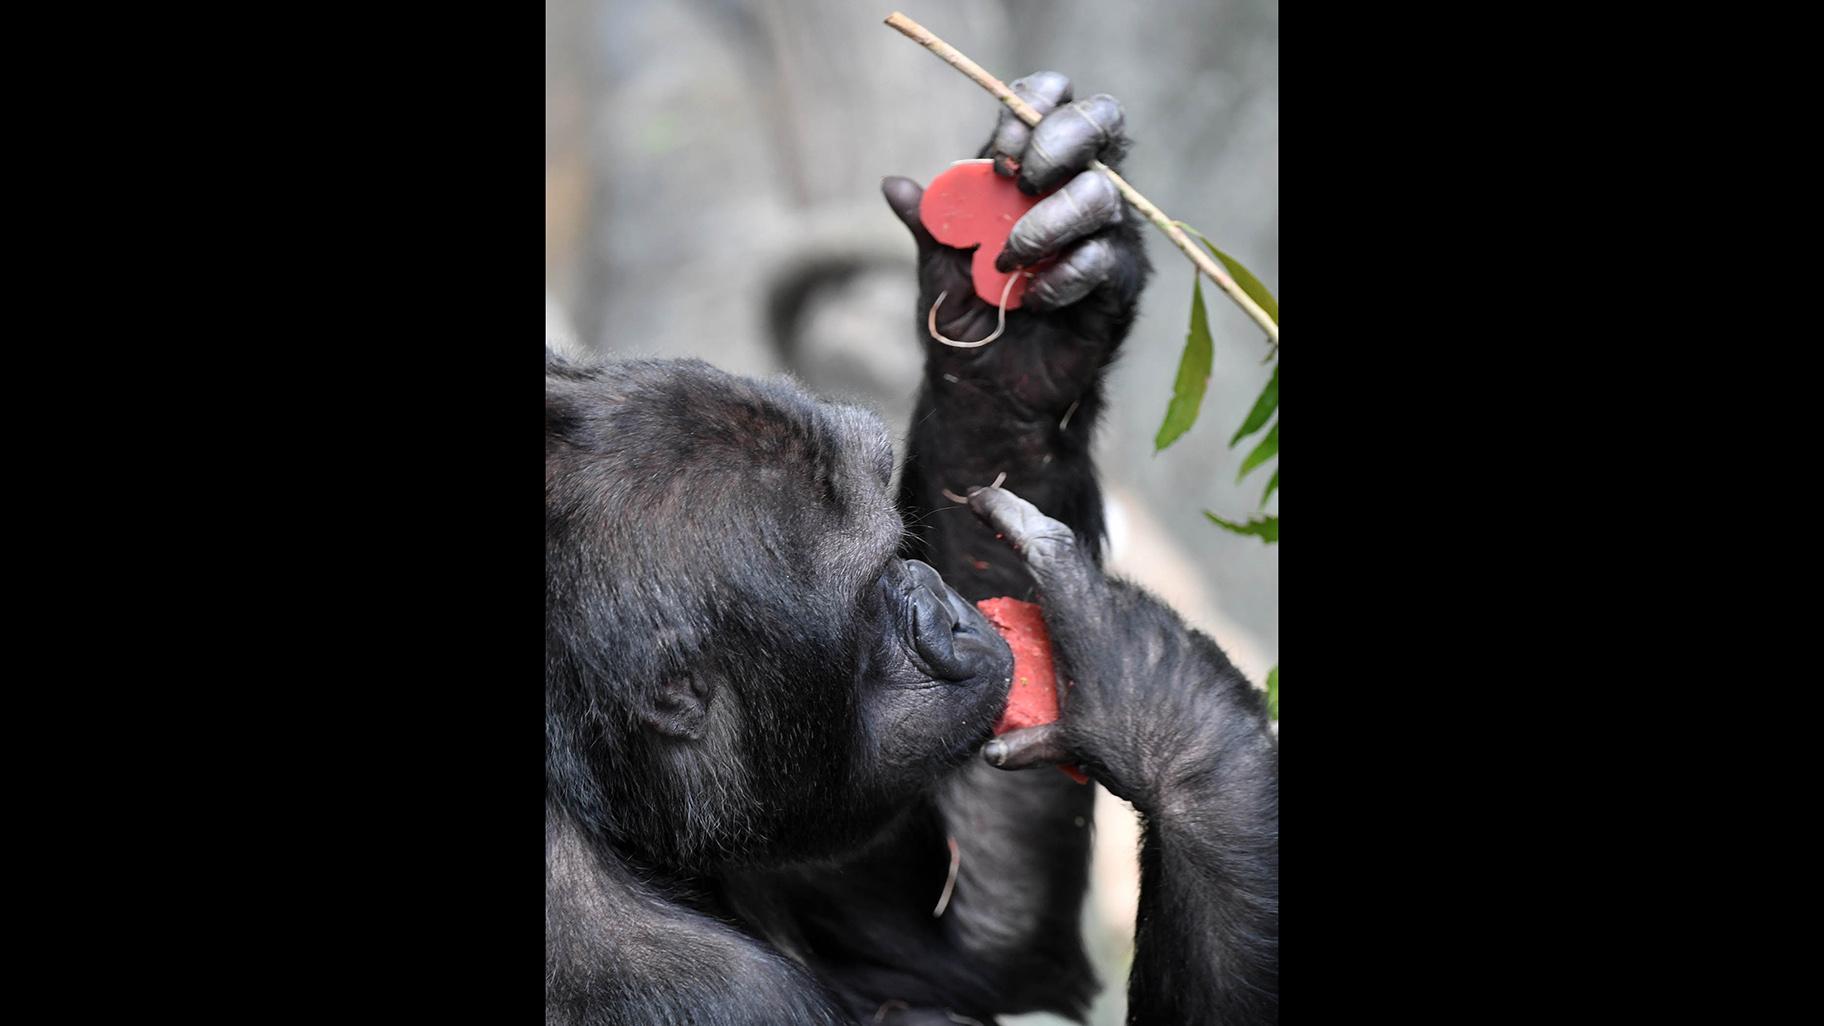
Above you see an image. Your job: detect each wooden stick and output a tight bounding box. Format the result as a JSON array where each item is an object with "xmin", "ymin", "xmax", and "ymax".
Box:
[{"xmin": 885, "ymin": 11, "xmax": 1279, "ymax": 343}]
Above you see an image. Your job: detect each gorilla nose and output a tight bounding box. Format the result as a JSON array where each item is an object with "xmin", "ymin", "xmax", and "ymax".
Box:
[
  {"xmin": 902, "ymin": 559, "xmax": 1005, "ymax": 682},
  {"xmin": 904, "ymin": 559, "xmax": 945, "ymax": 592},
  {"xmin": 904, "ymin": 560, "xmax": 976, "ymax": 625}
]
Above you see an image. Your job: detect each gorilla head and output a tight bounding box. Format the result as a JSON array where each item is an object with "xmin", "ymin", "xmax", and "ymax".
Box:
[{"xmin": 546, "ymin": 352, "xmax": 1013, "ymax": 872}]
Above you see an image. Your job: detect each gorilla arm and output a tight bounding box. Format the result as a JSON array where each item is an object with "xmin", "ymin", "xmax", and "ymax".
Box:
[
  {"xmin": 970, "ymin": 488, "xmax": 1279, "ymax": 1026},
  {"xmin": 882, "ymin": 72, "xmax": 1150, "ymax": 1012}
]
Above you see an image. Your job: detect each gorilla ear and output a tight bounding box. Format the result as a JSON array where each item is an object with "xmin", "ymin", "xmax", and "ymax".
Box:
[{"xmin": 642, "ymin": 675, "xmax": 714, "ymax": 740}]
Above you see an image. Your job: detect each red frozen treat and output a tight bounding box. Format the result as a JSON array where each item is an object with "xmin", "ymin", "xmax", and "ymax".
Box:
[
  {"xmin": 976, "ymin": 596, "xmax": 1089, "ymax": 784},
  {"xmin": 918, "ymin": 160, "xmax": 1056, "ymax": 308}
]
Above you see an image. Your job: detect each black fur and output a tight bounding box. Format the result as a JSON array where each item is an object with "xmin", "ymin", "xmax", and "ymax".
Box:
[{"xmin": 546, "ymin": 73, "xmax": 1277, "ymax": 1026}]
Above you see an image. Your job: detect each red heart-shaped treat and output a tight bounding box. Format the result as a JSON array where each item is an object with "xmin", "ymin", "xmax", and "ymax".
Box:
[
  {"xmin": 977, "ymin": 596, "xmax": 1089, "ymax": 785},
  {"xmin": 919, "ymin": 160, "xmax": 1055, "ymax": 309}
]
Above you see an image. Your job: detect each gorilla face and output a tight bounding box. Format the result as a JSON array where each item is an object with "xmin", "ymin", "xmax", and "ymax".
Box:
[{"xmin": 546, "ymin": 353, "xmax": 1012, "ymax": 871}]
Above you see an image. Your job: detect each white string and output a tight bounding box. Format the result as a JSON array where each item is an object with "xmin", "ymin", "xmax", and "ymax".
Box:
[
  {"xmin": 928, "ymin": 271, "xmax": 1024, "ymax": 348},
  {"xmin": 940, "ymin": 471, "xmax": 1006, "ymax": 506},
  {"xmin": 932, "ymin": 835, "xmax": 961, "ymax": 916}
]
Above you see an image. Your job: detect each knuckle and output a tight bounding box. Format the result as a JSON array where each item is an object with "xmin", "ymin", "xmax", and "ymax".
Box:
[
  {"xmin": 1016, "ymin": 70, "xmax": 1071, "ymax": 96},
  {"xmin": 1078, "ymin": 236, "xmax": 1115, "ymax": 265},
  {"xmin": 1005, "ymin": 212, "xmax": 1042, "ymax": 249},
  {"xmin": 1068, "ymin": 173, "xmax": 1122, "ymax": 223},
  {"xmin": 1023, "ymin": 279, "xmax": 1059, "ymax": 310},
  {"xmin": 1057, "ymin": 241, "xmax": 1114, "ymax": 289},
  {"xmin": 1084, "ymin": 94, "xmax": 1125, "ymax": 127},
  {"xmin": 1051, "ymin": 260, "xmax": 1090, "ymax": 294},
  {"xmin": 1030, "ymin": 266, "xmax": 1086, "ymax": 309},
  {"xmin": 1085, "ymin": 168, "xmax": 1119, "ymax": 202},
  {"xmin": 1018, "ymin": 130, "xmax": 1054, "ymax": 168},
  {"xmin": 1028, "ymin": 527, "xmax": 1077, "ymax": 562}
]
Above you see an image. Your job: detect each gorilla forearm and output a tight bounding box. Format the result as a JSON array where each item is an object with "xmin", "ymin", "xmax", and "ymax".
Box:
[
  {"xmin": 1120, "ymin": 611, "xmax": 1279, "ymax": 1024},
  {"xmin": 895, "ymin": 278, "xmax": 1138, "ymax": 601},
  {"xmin": 889, "ymin": 423, "xmax": 1106, "ymax": 1013},
  {"xmin": 1131, "ymin": 751, "xmax": 1279, "ymax": 1026},
  {"xmin": 884, "ymin": 231, "xmax": 1141, "ymax": 1008}
]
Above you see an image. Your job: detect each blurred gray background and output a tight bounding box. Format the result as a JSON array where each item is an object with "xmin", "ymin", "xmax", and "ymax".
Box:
[{"xmin": 546, "ymin": 2, "xmax": 1276, "ymax": 1022}]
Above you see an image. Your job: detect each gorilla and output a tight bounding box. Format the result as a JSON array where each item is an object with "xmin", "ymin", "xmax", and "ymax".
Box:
[{"xmin": 546, "ymin": 72, "xmax": 1278, "ymax": 1026}]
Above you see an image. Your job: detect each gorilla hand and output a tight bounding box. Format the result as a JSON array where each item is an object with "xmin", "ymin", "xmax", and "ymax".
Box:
[
  {"xmin": 966, "ymin": 486, "xmax": 1274, "ymax": 815},
  {"xmin": 882, "ymin": 71, "xmax": 1148, "ymax": 416},
  {"xmin": 965, "ymin": 487, "xmax": 1279, "ymax": 1022}
]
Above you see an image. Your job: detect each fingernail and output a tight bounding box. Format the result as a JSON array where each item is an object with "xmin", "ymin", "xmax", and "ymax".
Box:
[{"xmin": 983, "ymin": 740, "xmax": 1006, "ymax": 765}]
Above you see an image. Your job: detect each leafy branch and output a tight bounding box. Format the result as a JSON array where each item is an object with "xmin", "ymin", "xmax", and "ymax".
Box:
[
  {"xmin": 884, "ymin": 11, "xmax": 1279, "ymax": 343},
  {"xmin": 1154, "ymin": 226, "xmax": 1278, "ymax": 535},
  {"xmin": 1155, "ymin": 225, "xmax": 1278, "ymax": 719}
]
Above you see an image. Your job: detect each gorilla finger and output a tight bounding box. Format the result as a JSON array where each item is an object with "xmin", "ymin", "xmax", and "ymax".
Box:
[
  {"xmin": 1023, "ymin": 235, "xmax": 1125, "ymax": 312},
  {"xmin": 982, "ymin": 723, "xmax": 1074, "ymax": 771},
  {"xmin": 984, "ymin": 71, "xmax": 1073, "ymax": 177},
  {"xmin": 1017, "ymin": 94, "xmax": 1126, "ymax": 196},
  {"xmin": 996, "ymin": 169, "xmax": 1123, "ymax": 272},
  {"xmin": 882, "ymin": 175, "xmax": 935, "ymax": 253},
  {"xmin": 966, "ymin": 486, "xmax": 1097, "ymax": 594}
]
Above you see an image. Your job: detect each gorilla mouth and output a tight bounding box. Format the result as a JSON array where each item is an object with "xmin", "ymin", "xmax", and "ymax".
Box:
[{"xmin": 901, "ymin": 559, "xmax": 1011, "ymax": 684}]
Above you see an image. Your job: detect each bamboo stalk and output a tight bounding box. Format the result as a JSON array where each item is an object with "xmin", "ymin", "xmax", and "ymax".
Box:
[{"xmin": 885, "ymin": 11, "xmax": 1279, "ymax": 343}]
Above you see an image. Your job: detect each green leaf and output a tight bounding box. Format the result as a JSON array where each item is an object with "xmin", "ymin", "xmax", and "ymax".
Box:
[
  {"xmin": 1266, "ymin": 665, "xmax": 1277, "ymax": 721},
  {"xmin": 1153, "ymin": 275, "xmax": 1215, "ymax": 452},
  {"xmin": 1205, "ymin": 510, "xmax": 1278, "ymax": 544},
  {"xmin": 1174, "ymin": 222, "xmax": 1279, "ymax": 326},
  {"xmin": 1229, "ymin": 365, "xmax": 1278, "ymax": 448},
  {"xmin": 1202, "ymin": 241, "xmax": 1279, "ymax": 326},
  {"xmin": 1236, "ymin": 421, "xmax": 1277, "ymax": 483},
  {"xmin": 1260, "ymin": 468, "xmax": 1278, "ymax": 508}
]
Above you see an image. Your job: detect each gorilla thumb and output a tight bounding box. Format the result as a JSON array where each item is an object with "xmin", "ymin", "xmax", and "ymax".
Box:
[
  {"xmin": 982, "ymin": 722, "xmax": 1074, "ymax": 771},
  {"xmin": 881, "ymin": 176, "xmax": 935, "ymax": 252}
]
